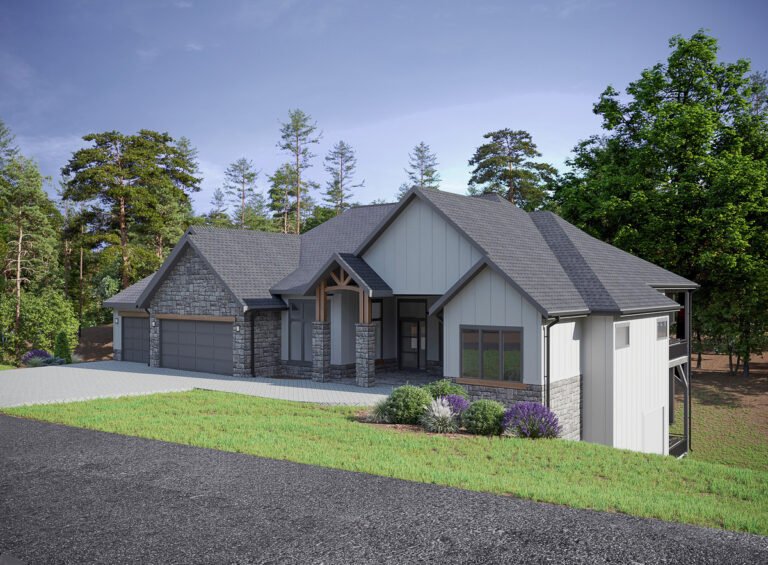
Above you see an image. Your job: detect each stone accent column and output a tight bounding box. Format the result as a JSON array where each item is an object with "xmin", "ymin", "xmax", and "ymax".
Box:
[
  {"xmin": 252, "ymin": 311, "xmax": 281, "ymax": 378},
  {"xmin": 149, "ymin": 314, "xmax": 160, "ymax": 368},
  {"xmin": 355, "ymin": 323, "xmax": 376, "ymax": 387},
  {"xmin": 311, "ymin": 322, "xmax": 330, "ymax": 382},
  {"xmin": 232, "ymin": 313, "xmax": 249, "ymax": 377}
]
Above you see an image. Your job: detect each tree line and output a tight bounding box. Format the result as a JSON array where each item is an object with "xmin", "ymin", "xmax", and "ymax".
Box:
[{"xmin": 1, "ymin": 30, "xmax": 766, "ymax": 375}]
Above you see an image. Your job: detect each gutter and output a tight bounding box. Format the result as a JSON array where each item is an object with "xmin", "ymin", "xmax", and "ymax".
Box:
[{"xmin": 544, "ymin": 316, "xmax": 560, "ymax": 409}]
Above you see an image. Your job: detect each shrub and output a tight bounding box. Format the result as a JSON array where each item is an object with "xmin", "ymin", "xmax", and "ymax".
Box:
[
  {"xmin": 463, "ymin": 399, "xmax": 505, "ymax": 436},
  {"xmin": 420, "ymin": 397, "xmax": 458, "ymax": 433},
  {"xmin": 422, "ymin": 379, "xmax": 468, "ymax": 399},
  {"xmin": 383, "ymin": 385, "xmax": 433, "ymax": 425},
  {"xmin": 367, "ymin": 398, "xmax": 390, "ymax": 424},
  {"xmin": 21, "ymin": 349, "xmax": 51, "ymax": 365},
  {"xmin": 502, "ymin": 402, "xmax": 561, "ymax": 439},
  {"xmin": 54, "ymin": 331, "xmax": 72, "ymax": 364},
  {"xmin": 444, "ymin": 394, "xmax": 470, "ymax": 416}
]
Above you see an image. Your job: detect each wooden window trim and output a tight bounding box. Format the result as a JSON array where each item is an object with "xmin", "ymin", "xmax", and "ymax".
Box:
[
  {"xmin": 456, "ymin": 378, "xmax": 530, "ymax": 390},
  {"xmin": 119, "ymin": 311, "xmax": 149, "ymax": 318}
]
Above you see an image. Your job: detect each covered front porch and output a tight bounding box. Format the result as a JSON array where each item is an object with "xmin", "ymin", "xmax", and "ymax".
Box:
[{"xmin": 307, "ymin": 254, "xmax": 444, "ymax": 387}]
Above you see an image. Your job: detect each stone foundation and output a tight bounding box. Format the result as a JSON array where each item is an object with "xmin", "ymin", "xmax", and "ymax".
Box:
[
  {"xmin": 355, "ymin": 323, "xmax": 376, "ymax": 387},
  {"xmin": 280, "ymin": 362, "xmax": 313, "ymax": 379},
  {"xmin": 311, "ymin": 322, "xmax": 330, "ymax": 382},
  {"xmin": 549, "ymin": 375, "xmax": 582, "ymax": 441},
  {"xmin": 426, "ymin": 360, "xmax": 443, "ymax": 376},
  {"xmin": 113, "ymin": 348, "xmax": 122, "ymax": 361},
  {"xmin": 329, "ymin": 363, "xmax": 356, "ymax": 380},
  {"xmin": 375, "ymin": 358, "xmax": 398, "ymax": 374},
  {"xmin": 455, "ymin": 375, "xmax": 582, "ymax": 441}
]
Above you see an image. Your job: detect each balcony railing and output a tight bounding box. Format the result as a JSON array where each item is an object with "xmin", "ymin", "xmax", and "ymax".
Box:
[{"xmin": 669, "ymin": 339, "xmax": 688, "ymax": 360}]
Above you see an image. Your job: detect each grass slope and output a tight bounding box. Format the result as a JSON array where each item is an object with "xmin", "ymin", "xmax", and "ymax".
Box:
[
  {"xmin": 5, "ymin": 389, "xmax": 767, "ymax": 536},
  {"xmin": 0, "ymin": 364, "xmax": 15, "ymax": 371}
]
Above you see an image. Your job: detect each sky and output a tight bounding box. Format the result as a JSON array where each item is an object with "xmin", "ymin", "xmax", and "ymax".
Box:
[{"xmin": 1, "ymin": 0, "xmax": 767, "ymax": 212}]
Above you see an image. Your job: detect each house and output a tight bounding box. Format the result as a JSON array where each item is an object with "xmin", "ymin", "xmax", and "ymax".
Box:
[{"xmin": 105, "ymin": 188, "xmax": 697, "ymax": 456}]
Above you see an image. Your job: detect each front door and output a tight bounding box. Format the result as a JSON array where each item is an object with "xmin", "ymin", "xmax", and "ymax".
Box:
[{"xmin": 399, "ymin": 319, "xmax": 425, "ymax": 369}]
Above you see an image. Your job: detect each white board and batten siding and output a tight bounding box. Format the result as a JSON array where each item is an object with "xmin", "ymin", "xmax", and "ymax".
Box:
[
  {"xmin": 582, "ymin": 314, "xmax": 669, "ymax": 455},
  {"xmin": 363, "ymin": 198, "xmax": 484, "ymax": 295},
  {"xmin": 548, "ymin": 320, "xmax": 582, "ymax": 383},
  {"xmin": 113, "ymin": 313, "xmax": 122, "ymax": 352},
  {"xmin": 443, "ymin": 267, "xmax": 542, "ymax": 386}
]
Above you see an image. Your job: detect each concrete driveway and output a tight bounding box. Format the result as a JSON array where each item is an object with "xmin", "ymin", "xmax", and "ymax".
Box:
[{"xmin": 0, "ymin": 361, "xmax": 390, "ymax": 407}]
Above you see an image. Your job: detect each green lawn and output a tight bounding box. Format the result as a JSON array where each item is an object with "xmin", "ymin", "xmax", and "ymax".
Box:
[
  {"xmin": 0, "ymin": 364, "xmax": 16, "ymax": 371},
  {"xmin": 4, "ymin": 390, "xmax": 767, "ymax": 535},
  {"xmin": 672, "ymin": 373, "xmax": 768, "ymax": 472}
]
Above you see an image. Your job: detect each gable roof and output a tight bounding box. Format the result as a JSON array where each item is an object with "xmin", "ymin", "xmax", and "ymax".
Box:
[
  {"xmin": 299, "ymin": 252, "xmax": 393, "ymax": 298},
  {"xmin": 271, "ymin": 204, "xmax": 396, "ymax": 295},
  {"xmin": 135, "ymin": 226, "xmax": 301, "ymax": 310},
  {"xmin": 103, "ymin": 273, "xmax": 156, "ymax": 309},
  {"xmin": 110, "ymin": 190, "xmax": 696, "ymax": 318},
  {"xmin": 359, "ymin": 188, "xmax": 695, "ymax": 317}
]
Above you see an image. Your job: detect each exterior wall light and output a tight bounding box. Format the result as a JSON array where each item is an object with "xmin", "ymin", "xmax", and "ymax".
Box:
[
  {"xmin": 114, "ymin": 317, "xmax": 119, "ymax": 325},
  {"xmin": 235, "ymin": 325, "xmax": 240, "ymax": 332}
]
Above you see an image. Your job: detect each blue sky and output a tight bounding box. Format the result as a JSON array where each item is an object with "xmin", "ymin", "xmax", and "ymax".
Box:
[{"xmin": 1, "ymin": 0, "xmax": 767, "ymax": 211}]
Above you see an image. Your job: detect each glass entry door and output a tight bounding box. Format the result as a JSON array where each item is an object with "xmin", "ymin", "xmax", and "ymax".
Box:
[{"xmin": 400, "ymin": 319, "xmax": 426, "ymax": 369}]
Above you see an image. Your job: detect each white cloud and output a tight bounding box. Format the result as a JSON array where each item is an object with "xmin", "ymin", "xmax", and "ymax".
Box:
[
  {"xmin": 135, "ymin": 48, "xmax": 159, "ymax": 62},
  {"xmin": 173, "ymin": 1, "xmax": 193, "ymax": 8},
  {"xmin": 185, "ymin": 42, "xmax": 204, "ymax": 52}
]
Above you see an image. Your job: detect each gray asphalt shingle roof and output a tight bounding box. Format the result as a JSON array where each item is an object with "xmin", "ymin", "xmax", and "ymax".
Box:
[
  {"xmin": 187, "ymin": 226, "xmax": 300, "ymax": 309},
  {"xmin": 113, "ymin": 190, "xmax": 695, "ymax": 316},
  {"xmin": 103, "ymin": 273, "xmax": 156, "ymax": 309},
  {"xmin": 271, "ymin": 204, "xmax": 396, "ymax": 294}
]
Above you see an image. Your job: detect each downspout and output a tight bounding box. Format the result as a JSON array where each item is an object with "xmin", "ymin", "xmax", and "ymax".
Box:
[
  {"xmin": 544, "ymin": 316, "xmax": 560, "ymax": 409},
  {"xmin": 143, "ymin": 307, "xmax": 151, "ymax": 367}
]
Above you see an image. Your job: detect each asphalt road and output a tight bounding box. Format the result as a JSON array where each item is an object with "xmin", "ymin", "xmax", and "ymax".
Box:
[{"xmin": 1, "ymin": 415, "xmax": 765, "ymax": 564}]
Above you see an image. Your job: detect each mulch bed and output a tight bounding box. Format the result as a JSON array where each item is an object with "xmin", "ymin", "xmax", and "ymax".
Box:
[{"xmin": 75, "ymin": 325, "xmax": 114, "ymax": 362}]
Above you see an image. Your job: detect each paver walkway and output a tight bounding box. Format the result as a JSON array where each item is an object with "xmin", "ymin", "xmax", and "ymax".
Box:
[{"xmin": 0, "ymin": 361, "xmax": 391, "ymax": 407}]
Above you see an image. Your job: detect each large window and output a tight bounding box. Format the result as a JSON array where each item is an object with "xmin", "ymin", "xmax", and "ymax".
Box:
[
  {"xmin": 289, "ymin": 300, "xmax": 314, "ymax": 362},
  {"xmin": 460, "ymin": 326, "xmax": 522, "ymax": 381}
]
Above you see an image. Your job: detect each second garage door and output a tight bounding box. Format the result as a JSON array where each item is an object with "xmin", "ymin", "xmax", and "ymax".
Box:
[
  {"xmin": 160, "ymin": 319, "xmax": 233, "ymax": 375},
  {"xmin": 122, "ymin": 316, "xmax": 150, "ymax": 364}
]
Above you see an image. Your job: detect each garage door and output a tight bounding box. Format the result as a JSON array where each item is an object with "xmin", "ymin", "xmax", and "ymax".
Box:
[
  {"xmin": 122, "ymin": 317, "xmax": 150, "ymax": 364},
  {"xmin": 160, "ymin": 319, "xmax": 233, "ymax": 375}
]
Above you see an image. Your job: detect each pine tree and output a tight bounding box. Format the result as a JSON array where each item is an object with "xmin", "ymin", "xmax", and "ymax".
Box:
[
  {"xmin": 0, "ymin": 118, "xmax": 19, "ymax": 169},
  {"xmin": 1, "ymin": 157, "xmax": 59, "ymax": 357},
  {"xmin": 277, "ymin": 109, "xmax": 321, "ymax": 233},
  {"xmin": 222, "ymin": 158, "xmax": 259, "ymax": 229},
  {"xmin": 205, "ymin": 188, "xmax": 232, "ymax": 227},
  {"xmin": 468, "ymin": 129, "xmax": 556, "ymax": 211},
  {"xmin": 267, "ymin": 164, "xmax": 297, "ymax": 234},
  {"xmin": 62, "ymin": 130, "xmax": 200, "ymax": 288},
  {"xmin": 406, "ymin": 142, "xmax": 441, "ymax": 191},
  {"xmin": 323, "ymin": 141, "xmax": 362, "ymax": 214}
]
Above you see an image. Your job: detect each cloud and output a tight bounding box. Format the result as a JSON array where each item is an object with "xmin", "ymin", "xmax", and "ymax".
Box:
[
  {"xmin": 532, "ymin": 0, "xmax": 613, "ymax": 19},
  {"xmin": 135, "ymin": 48, "xmax": 159, "ymax": 62},
  {"xmin": 0, "ymin": 51, "xmax": 35, "ymax": 90},
  {"xmin": 173, "ymin": 0, "xmax": 193, "ymax": 8},
  {"xmin": 185, "ymin": 42, "xmax": 204, "ymax": 52}
]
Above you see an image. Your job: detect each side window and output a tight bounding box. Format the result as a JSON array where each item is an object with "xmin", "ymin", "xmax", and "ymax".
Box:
[
  {"xmin": 615, "ymin": 323, "xmax": 630, "ymax": 349},
  {"xmin": 460, "ymin": 327, "xmax": 522, "ymax": 381},
  {"xmin": 657, "ymin": 318, "xmax": 668, "ymax": 340}
]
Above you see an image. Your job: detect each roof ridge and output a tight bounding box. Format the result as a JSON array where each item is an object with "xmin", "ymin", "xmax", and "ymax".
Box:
[{"xmin": 530, "ymin": 212, "xmax": 620, "ymax": 313}]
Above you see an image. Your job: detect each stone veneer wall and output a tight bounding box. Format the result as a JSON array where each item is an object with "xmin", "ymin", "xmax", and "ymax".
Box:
[
  {"xmin": 456, "ymin": 375, "xmax": 582, "ymax": 441},
  {"xmin": 329, "ymin": 364, "xmax": 356, "ymax": 380},
  {"xmin": 251, "ymin": 310, "xmax": 281, "ymax": 377},
  {"xmin": 548, "ymin": 375, "xmax": 582, "ymax": 441},
  {"xmin": 355, "ymin": 323, "xmax": 376, "ymax": 387},
  {"xmin": 114, "ymin": 348, "xmax": 122, "ymax": 361},
  {"xmin": 375, "ymin": 358, "xmax": 398, "ymax": 374},
  {"xmin": 311, "ymin": 322, "xmax": 330, "ymax": 382},
  {"xmin": 148, "ymin": 246, "xmax": 248, "ymax": 376},
  {"xmin": 279, "ymin": 362, "xmax": 313, "ymax": 379}
]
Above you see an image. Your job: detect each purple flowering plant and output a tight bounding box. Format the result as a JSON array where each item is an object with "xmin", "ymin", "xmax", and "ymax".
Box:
[
  {"xmin": 502, "ymin": 402, "xmax": 561, "ymax": 439},
  {"xmin": 21, "ymin": 349, "xmax": 52, "ymax": 365},
  {"xmin": 443, "ymin": 394, "xmax": 470, "ymax": 415}
]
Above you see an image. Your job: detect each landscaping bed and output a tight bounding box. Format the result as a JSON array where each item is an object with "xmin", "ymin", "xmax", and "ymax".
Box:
[{"xmin": 4, "ymin": 388, "xmax": 767, "ymax": 536}]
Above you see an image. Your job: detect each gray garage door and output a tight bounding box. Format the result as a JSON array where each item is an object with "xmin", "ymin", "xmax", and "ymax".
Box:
[
  {"xmin": 122, "ymin": 317, "xmax": 150, "ymax": 364},
  {"xmin": 160, "ymin": 319, "xmax": 233, "ymax": 375}
]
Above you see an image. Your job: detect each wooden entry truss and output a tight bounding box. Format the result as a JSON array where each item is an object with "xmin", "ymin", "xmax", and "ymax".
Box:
[{"xmin": 315, "ymin": 265, "xmax": 372, "ymax": 324}]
